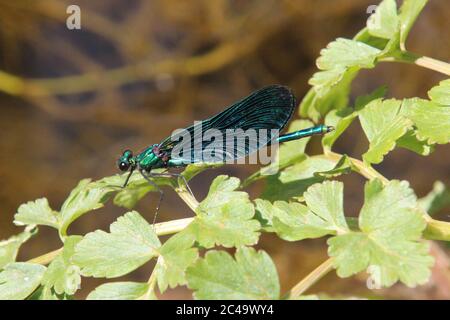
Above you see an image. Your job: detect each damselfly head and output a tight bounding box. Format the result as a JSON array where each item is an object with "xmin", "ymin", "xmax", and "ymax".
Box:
[{"xmin": 117, "ymin": 149, "xmax": 135, "ymax": 171}]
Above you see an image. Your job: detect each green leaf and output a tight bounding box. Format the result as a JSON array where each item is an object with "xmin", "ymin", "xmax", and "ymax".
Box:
[
  {"xmin": 186, "ymin": 176, "xmax": 260, "ymax": 248},
  {"xmin": 243, "ymin": 120, "xmax": 313, "ymax": 187},
  {"xmin": 41, "ymin": 236, "xmax": 82, "ymax": 295},
  {"xmin": 314, "ymin": 155, "xmax": 354, "ymax": 178},
  {"xmin": 322, "ymin": 108, "xmax": 357, "ymax": 150},
  {"xmin": 263, "ymin": 181, "xmax": 350, "ymax": 241},
  {"xmin": 186, "ymin": 247, "xmax": 279, "ymax": 300},
  {"xmin": 27, "ymin": 285, "xmax": 70, "ymax": 300},
  {"xmin": 301, "ymin": 68, "xmax": 357, "ymax": 122},
  {"xmin": 398, "ymin": 0, "xmax": 429, "ymax": 50},
  {"xmin": 309, "ymin": 67, "xmax": 347, "ymax": 97},
  {"xmin": 363, "ymin": 116, "xmax": 412, "ymax": 164},
  {"xmin": 114, "ymin": 184, "xmax": 153, "ymax": 210},
  {"xmin": 359, "ymin": 99, "xmax": 413, "ymax": 164},
  {"xmin": 299, "ymin": 88, "xmax": 321, "ymax": 121},
  {"xmin": 316, "ymin": 38, "xmax": 381, "ymax": 70},
  {"xmin": 428, "ymin": 79, "xmax": 450, "ymax": 106},
  {"xmin": 354, "ymin": 85, "xmax": 388, "ymax": 110},
  {"xmin": 353, "ymin": 27, "xmax": 390, "ymax": 50},
  {"xmin": 273, "ymin": 120, "xmax": 313, "ymax": 169},
  {"xmin": 359, "ymin": 99, "xmax": 401, "ymax": 140},
  {"xmin": 301, "ymin": 29, "xmax": 386, "ymax": 122},
  {"xmin": 0, "ymin": 262, "xmax": 46, "ymax": 300},
  {"xmin": 60, "ymin": 179, "xmax": 115, "ymax": 235},
  {"xmin": 87, "ymin": 282, "xmax": 150, "ymax": 300},
  {"xmin": 328, "ymin": 179, "xmax": 433, "ymax": 287},
  {"xmin": 367, "ymin": 0, "xmax": 399, "ymax": 40},
  {"xmin": 0, "ymin": 226, "xmax": 36, "ymax": 269},
  {"xmin": 154, "ymin": 231, "xmax": 198, "ymax": 293},
  {"xmin": 303, "ymin": 181, "xmax": 349, "ymax": 233},
  {"xmin": 73, "ymin": 211, "xmax": 161, "ymax": 278},
  {"xmin": 418, "ymin": 181, "xmax": 450, "ymax": 215},
  {"xmin": 401, "ymin": 98, "xmax": 450, "ymax": 144},
  {"xmin": 262, "ymin": 156, "xmax": 337, "ymax": 201},
  {"xmin": 14, "ymin": 198, "xmax": 59, "ymax": 229},
  {"xmin": 397, "ymin": 130, "xmax": 434, "ymax": 156},
  {"xmin": 254, "ymin": 199, "xmax": 277, "ymax": 231},
  {"xmin": 105, "ymin": 171, "xmax": 175, "ymax": 209},
  {"xmin": 272, "ymin": 201, "xmax": 339, "ymax": 241},
  {"xmin": 322, "ymin": 85, "xmax": 388, "ymax": 151},
  {"xmin": 181, "ymin": 163, "xmax": 223, "ymax": 182}
]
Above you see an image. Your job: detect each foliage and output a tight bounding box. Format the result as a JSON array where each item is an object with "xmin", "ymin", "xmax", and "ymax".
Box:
[{"xmin": 0, "ymin": 0, "xmax": 449, "ymax": 300}]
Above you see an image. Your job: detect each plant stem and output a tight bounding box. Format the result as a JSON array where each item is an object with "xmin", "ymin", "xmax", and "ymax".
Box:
[
  {"xmin": 424, "ymin": 218, "xmax": 450, "ymax": 242},
  {"xmin": 176, "ymin": 187, "xmax": 200, "ymax": 212},
  {"xmin": 414, "ymin": 56, "xmax": 450, "ymax": 76},
  {"xmin": 324, "ymin": 150, "xmax": 389, "ymax": 184},
  {"xmin": 140, "ymin": 260, "xmax": 159, "ymax": 300},
  {"xmin": 382, "ymin": 51, "xmax": 450, "ymax": 76},
  {"xmin": 27, "ymin": 248, "xmax": 63, "ymax": 265},
  {"xmin": 154, "ymin": 217, "xmax": 194, "ymax": 236},
  {"xmin": 283, "ymin": 258, "xmax": 335, "ymax": 299}
]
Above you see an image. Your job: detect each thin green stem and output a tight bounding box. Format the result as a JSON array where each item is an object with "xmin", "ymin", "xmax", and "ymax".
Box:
[
  {"xmin": 26, "ymin": 248, "xmax": 63, "ymax": 265},
  {"xmin": 176, "ymin": 186, "xmax": 200, "ymax": 212},
  {"xmin": 283, "ymin": 258, "xmax": 335, "ymax": 299},
  {"xmin": 324, "ymin": 150, "xmax": 389, "ymax": 184},
  {"xmin": 140, "ymin": 259, "xmax": 159, "ymax": 300},
  {"xmin": 424, "ymin": 218, "xmax": 450, "ymax": 242},
  {"xmin": 381, "ymin": 51, "xmax": 450, "ymax": 76},
  {"xmin": 154, "ymin": 217, "xmax": 194, "ymax": 236}
]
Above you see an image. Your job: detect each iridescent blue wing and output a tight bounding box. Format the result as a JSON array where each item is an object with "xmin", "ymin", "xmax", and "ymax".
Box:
[{"xmin": 158, "ymin": 85, "xmax": 296, "ymax": 164}]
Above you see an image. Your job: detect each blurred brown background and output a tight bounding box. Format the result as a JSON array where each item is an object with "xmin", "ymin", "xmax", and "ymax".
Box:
[{"xmin": 0, "ymin": 0, "xmax": 449, "ymax": 299}]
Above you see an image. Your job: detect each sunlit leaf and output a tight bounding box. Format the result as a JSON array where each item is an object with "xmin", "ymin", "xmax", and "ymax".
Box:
[
  {"xmin": 314, "ymin": 155, "xmax": 354, "ymax": 178},
  {"xmin": 272, "ymin": 201, "xmax": 339, "ymax": 241},
  {"xmin": 73, "ymin": 211, "xmax": 161, "ymax": 278},
  {"xmin": 243, "ymin": 120, "xmax": 313, "ymax": 187},
  {"xmin": 309, "ymin": 67, "xmax": 346, "ymax": 97},
  {"xmin": 41, "ymin": 236, "xmax": 82, "ymax": 295},
  {"xmin": 401, "ymin": 98, "xmax": 450, "ymax": 144},
  {"xmin": 27, "ymin": 285, "xmax": 71, "ymax": 300},
  {"xmin": 186, "ymin": 176, "xmax": 260, "ymax": 248},
  {"xmin": 322, "ymin": 108, "xmax": 357, "ymax": 150},
  {"xmin": 87, "ymin": 282, "xmax": 150, "ymax": 300},
  {"xmin": 0, "ymin": 263, "xmax": 46, "ymax": 300},
  {"xmin": 328, "ymin": 179, "xmax": 433, "ymax": 287},
  {"xmin": 154, "ymin": 231, "xmax": 198, "ymax": 293},
  {"xmin": 398, "ymin": 0, "xmax": 429, "ymax": 50},
  {"xmin": 359, "ymin": 99, "xmax": 413, "ymax": 164},
  {"xmin": 60, "ymin": 179, "xmax": 115, "ymax": 235},
  {"xmin": 367, "ymin": 0, "xmax": 399, "ymax": 39},
  {"xmin": 14, "ymin": 198, "xmax": 59, "ymax": 229},
  {"xmin": 262, "ymin": 156, "xmax": 336, "ymax": 201},
  {"xmin": 186, "ymin": 247, "xmax": 279, "ymax": 300},
  {"xmin": 0, "ymin": 226, "xmax": 36, "ymax": 269},
  {"xmin": 428, "ymin": 79, "xmax": 450, "ymax": 106},
  {"xmin": 316, "ymin": 38, "xmax": 381, "ymax": 70},
  {"xmin": 397, "ymin": 130, "xmax": 434, "ymax": 156}
]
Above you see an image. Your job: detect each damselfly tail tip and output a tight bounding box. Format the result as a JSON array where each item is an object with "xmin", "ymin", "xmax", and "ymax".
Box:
[{"xmin": 325, "ymin": 125, "xmax": 335, "ymax": 133}]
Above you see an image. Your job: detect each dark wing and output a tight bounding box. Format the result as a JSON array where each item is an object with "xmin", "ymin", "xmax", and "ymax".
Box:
[{"xmin": 158, "ymin": 85, "xmax": 296, "ymax": 164}]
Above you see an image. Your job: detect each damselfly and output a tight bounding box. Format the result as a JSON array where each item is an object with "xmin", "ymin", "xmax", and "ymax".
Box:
[{"xmin": 117, "ymin": 85, "xmax": 333, "ymax": 216}]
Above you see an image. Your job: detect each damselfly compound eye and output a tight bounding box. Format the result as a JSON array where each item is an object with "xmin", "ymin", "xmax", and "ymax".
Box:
[{"xmin": 118, "ymin": 161, "xmax": 129, "ymax": 171}]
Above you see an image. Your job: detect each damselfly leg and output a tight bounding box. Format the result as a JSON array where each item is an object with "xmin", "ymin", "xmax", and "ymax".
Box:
[
  {"xmin": 139, "ymin": 169, "xmax": 165, "ymax": 227},
  {"xmin": 148, "ymin": 172, "xmax": 195, "ymax": 201}
]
